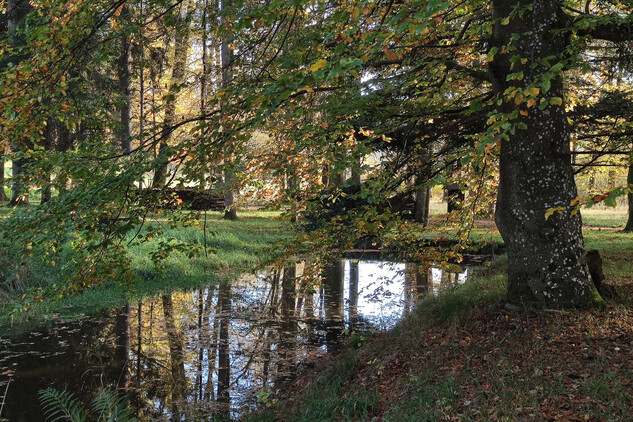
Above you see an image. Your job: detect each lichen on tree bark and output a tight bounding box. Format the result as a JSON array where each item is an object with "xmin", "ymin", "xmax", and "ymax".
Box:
[{"xmin": 491, "ymin": 0, "xmax": 601, "ymax": 308}]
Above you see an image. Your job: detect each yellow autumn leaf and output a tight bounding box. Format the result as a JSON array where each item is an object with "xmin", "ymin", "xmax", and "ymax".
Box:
[
  {"xmin": 529, "ymin": 87, "xmax": 540, "ymax": 97},
  {"xmin": 550, "ymin": 97, "xmax": 563, "ymax": 106},
  {"xmin": 526, "ymin": 98, "xmax": 537, "ymax": 108},
  {"xmin": 351, "ymin": 6, "xmax": 360, "ymax": 19},
  {"xmin": 310, "ymin": 59, "xmax": 327, "ymax": 72}
]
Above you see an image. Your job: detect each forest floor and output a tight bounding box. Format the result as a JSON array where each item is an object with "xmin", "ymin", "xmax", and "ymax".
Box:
[{"xmin": 246, "ymin": 213, "xmax": 633, "ymax": 422}]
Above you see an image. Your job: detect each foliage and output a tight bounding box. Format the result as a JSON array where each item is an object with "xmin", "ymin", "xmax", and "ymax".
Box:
[
  {"xmin": 39, "ymin": 387, "xmax": 137, "ymax": 422},
  {"xmin": 1, "ymin": 0, "xmax": 633, "ymax": 306}
]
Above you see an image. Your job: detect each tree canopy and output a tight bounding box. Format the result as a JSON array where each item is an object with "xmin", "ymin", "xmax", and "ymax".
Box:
[{"xmin": 2, "ymin": 0, "xmax": 633, "ymax": 308}]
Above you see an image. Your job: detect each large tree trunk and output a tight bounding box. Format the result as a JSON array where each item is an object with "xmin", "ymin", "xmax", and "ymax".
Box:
[{"xmin": 492, "ymin": 0, "xmax": 599, "ymax": 308}]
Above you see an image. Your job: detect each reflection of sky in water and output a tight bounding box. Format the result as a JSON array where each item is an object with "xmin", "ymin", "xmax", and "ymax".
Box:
[{"xmin": 344, "ymin": 261, "xmax": 406, "ymax": 330}]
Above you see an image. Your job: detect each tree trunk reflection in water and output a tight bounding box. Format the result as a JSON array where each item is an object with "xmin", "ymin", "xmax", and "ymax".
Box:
[
  {"xmin": 134, "ymin": 301, "xmax": 142, "ymax": 418},
  {"xmin": 323, "ymin": 261, "xmax": 345, "ymax": 350},
  {"xmin": 278, "ymin": 266, "xmax": 298, "ymax": 381},
  {"xmin": 349, "ymin": 261, "xmax": 360, "ymax": 328},
  {"xmin": 196, "ymin": 291, "xmax": 204, "ymax": 402},
  {"xmin": 415, "ymin": 267, "xmax": 430, "ymax": 300},
  {"xmin": 202, "ymin": 285, "xmax": 217, "ymax": 402},
  {"xmin": 161, "ymin": 294, "xmax": 187, "ymax": 420},
  {"xmin": 217, "ymin": 282, "xmax": 231, "ymax": 418},
  {"xmin": 205, "ymin": 286, "xmax": 218, "ymax": 402},
  {"xmin": 114, "ymin": 305, "xmax": 131, "ymax": 391}
]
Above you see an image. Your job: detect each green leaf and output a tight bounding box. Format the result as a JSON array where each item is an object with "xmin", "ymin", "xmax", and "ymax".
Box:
[
  {"xmin": 542, "ymin": 79, "xmax": 551, "ymax": 94},
  {"xmin": 469, "ymin": 99, "xmax": 482, "ymax": 112}
]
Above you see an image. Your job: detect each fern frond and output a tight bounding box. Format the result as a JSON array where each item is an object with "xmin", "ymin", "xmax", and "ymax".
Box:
[
  {"xmin": 92, "ymin": 388, "xmax": 137, "ymax": 422},
  {"xmin": 38, "ymin": 388, "xmax": 88, "ymax": 422}
]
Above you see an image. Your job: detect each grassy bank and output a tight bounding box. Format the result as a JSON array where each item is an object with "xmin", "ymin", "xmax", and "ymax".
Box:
[
  {"xmin": 246, "ymin": 224, "xmax": 633, "ymax": 422},
  {"xmin": 0, "ymin": 210, "xmax": 290, "ymax": 328}
]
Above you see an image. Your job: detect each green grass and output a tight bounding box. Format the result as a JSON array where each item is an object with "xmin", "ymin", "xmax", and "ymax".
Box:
[
  {"xmin": 581, "ymin": 205, "xmax": 629, "ymax": 227},
  {"xmin": 0, "ymin": 209, "xmax": 290, "ymax": 330}
]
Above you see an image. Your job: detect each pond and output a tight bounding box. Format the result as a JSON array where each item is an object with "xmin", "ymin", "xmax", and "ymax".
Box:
[{"xmin": 0, "ymin": 260, "xmax": 469, "ymax": 421}]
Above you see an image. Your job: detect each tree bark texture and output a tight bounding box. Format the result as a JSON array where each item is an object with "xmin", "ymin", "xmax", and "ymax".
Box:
[{"xmin": 492, "ymin": 0, "xmax": 599, "ymax": 307}]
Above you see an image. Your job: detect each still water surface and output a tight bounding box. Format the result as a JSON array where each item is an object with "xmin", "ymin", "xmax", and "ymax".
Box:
[{"xmin": 0, "ymin": 260, "xmax": 469, "ymax": 421}]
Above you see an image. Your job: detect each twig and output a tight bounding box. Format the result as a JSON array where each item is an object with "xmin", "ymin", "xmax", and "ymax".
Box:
[{"xmin": 0, "ymin": 377, "xmax": 12, "ymax": 418}]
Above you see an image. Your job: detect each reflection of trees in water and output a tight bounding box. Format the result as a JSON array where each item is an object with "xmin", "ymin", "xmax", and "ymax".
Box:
[{"xmin": 1, "ymin": 259, "xmax": 456, "ymax": 421}]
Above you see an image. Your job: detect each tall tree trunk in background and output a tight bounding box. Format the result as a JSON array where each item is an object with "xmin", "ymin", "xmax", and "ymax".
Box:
[
  {"xmin": 152, "ymin": 2, "xmax": 192, "ymax": 187},
  {"xmin": 9, "ymin": 150, "xmax": 29, "ymax": 206},
  {"xmin": 40, "ymin": 124, "xmax": 53, "ymax": 204},
  {"xmin": 492, "ymin": 0, "xmax": 598, "ymax": 308},
  {"xmin": 221, "ymin": 0, "xmax": 237, "ymax": 220},
  {"xmin": 624, "ymin": 150, "xmax": 633, "ymax": 231},
  {"xmin": 55, "ymin": 121, "xmax": 73, "ymax": 192},
  {"xmin": 7, "ymin": 0, "xmax": 30, "ymax": 206},
  {"xmin": 117, "ymin": 4, "xmax": 132, "ymax": 155},
  {"xmin": 0, "ymin": 151, "xmax": 7, "ymax": 202},
  {"xmin": 414, "ymin": 149, "xmax": 431, "ymax": 226}
]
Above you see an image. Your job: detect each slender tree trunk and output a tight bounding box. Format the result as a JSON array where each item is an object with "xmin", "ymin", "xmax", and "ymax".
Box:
[
  {"xmin": 220, "ymin": 0, "xmax": 237, "ymax": 220},
  {"xmin": 152, "ymin": 2, "xmax": 192, "ymax": 187},
  {"xmin": 39, "ymin": 124, "xmax": 54, "ymax": 204},
  {"xmin": 0, "ymin": 152, "xmax": 7, "ymax": 202},
  {"xmin": 117, "ymin": 4, "xmax": 132, "ymax": 154},
  {"xmin": 492, "ymin": 0, "xmax": 598, "ymax": 308},
  {"xmin": 414, "ymin": 148, "xmax": 431, "ymax": 225},
  {"xmin": 9, "ymin": 152, "xmax": 29, "ymax": 206},
  {"xmin": 7, "ymin": 0, "xmax": 30, "ymax": 207},
  {"xmin": 624, "ymin": 151, "xmax": 633, "ymax": 231}
]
